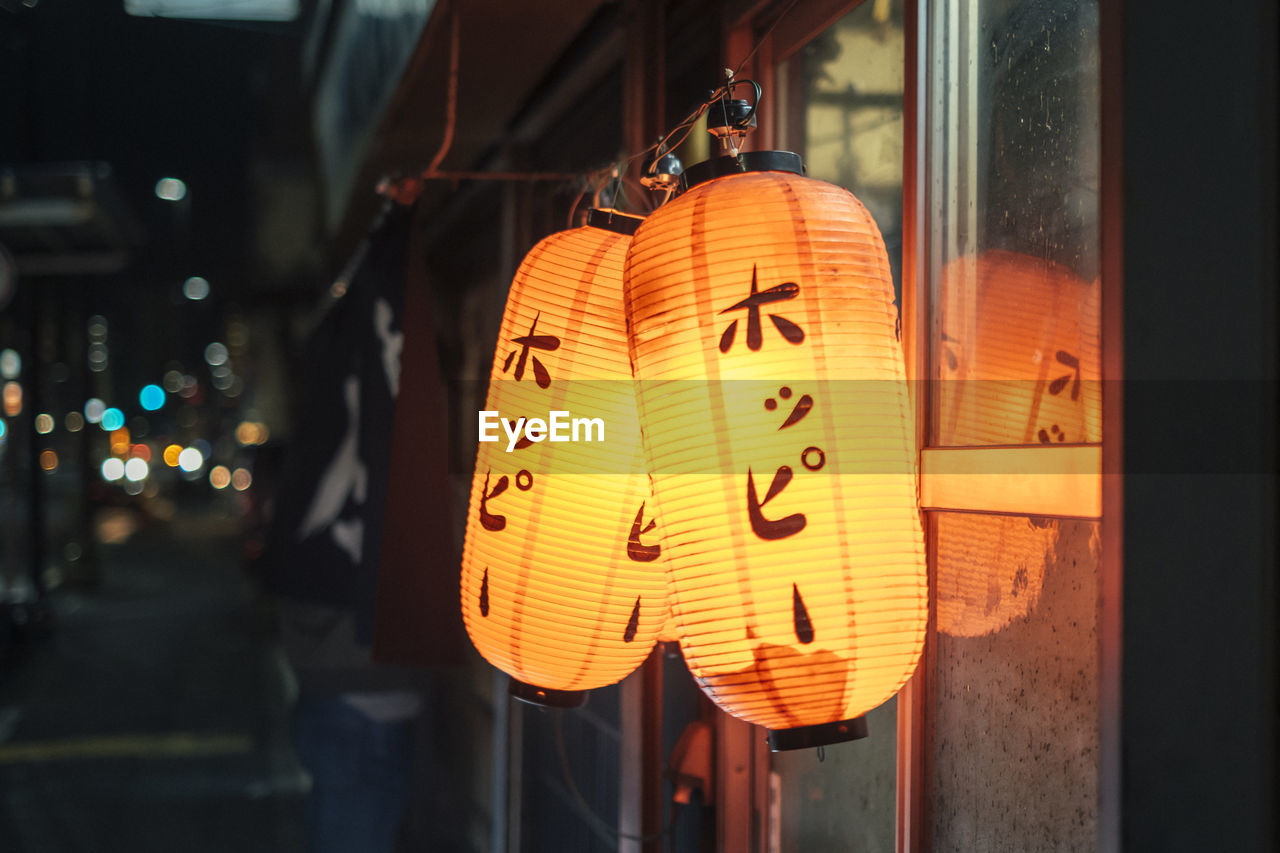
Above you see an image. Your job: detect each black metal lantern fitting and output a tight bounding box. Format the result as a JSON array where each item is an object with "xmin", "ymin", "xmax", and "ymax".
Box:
[
  {"xmin": 641, "ymin": 151, "xmax": 684, "ymax": 192},
  {"xmin": 706, "ymin": 97, "xmax": 757, "ymax": 155}
]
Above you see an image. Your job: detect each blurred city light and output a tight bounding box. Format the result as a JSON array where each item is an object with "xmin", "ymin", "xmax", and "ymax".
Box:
[
  {"xmin": 163, "ymin": 444, "xmax": 182, "ymax": 467},
  {"xmin": 139, "ymin": 384, "xmax": 165, "ymax": 411},
  {"xmin": 227, "ymin": 319, "xmax": 248, "ymax": 350},
  {"xmin": 204, "ymin": 342, "xmax": 228, "ymax": 367},
  {"xmin": 3, "ymin": 382, "xmax": 21, "ymax": 416},
  {"xmin": 126, "ymin": 0, "xmax": 299, "ymax": 21},
  {"xmin": 102, "ymin": 458, "xmax": 125, "ymax": 481},
  {"xmin": 0, "ymin": 419, "xmax": 6, "ymax": 440},
  {"xmin": 130, "ymin": 444, "xmax": 152, "ymax": 462},
  {"xmin": 110, "ymin": 428, "xmax": 130, "ymax": 457},
  {"xmin": 0, "ymin": 349, "xmax": 19, "ymax": 379},
  {"xmin": 35, "ymin": 413, "xmax": 54, "ymax": 434},
  {"xmin": 231, "ymin": 468, "xmax": 252, "ymax": 491},
  {"xmin": 101, "ymin": 408, "xmax": 125, "ymax": 431},
  {"xmin": 39, "ymin": 449, "xmax": 58, "ymax": 471},
  {"xmin": 88, "ymin": 342, "xmax": 108, "ymax": 372},
  {"xmin": 183, "ymin": 276, "xmax": 210, "ymax": 301},
  {"xmin": 235, "ymin": 421, "xmax": 270, "ymax": 446},
  {"xmin": 209, "ymin": 465, "xmax": 231, "ymax": 489},
  {"xmin": 124, "ymin": 457, "xmax": 149, "ymax": 482},
  {"xmin": 178, "ymin": 446, "xmax": 203, "ymax": 472},
  {"xmin": 155, "ymin": 177, "xmax": 187, "ymax": 201},
  {"xmin": 163, "ymin": 369, "xmax": 185, "ymax": 393},
  {"xmin": 84, "ymin": 398, "xmax": 105, "ymax": 424},
  {"xmin": 65, "ymin": 411, "xmax": 85, "ymax": 432}
]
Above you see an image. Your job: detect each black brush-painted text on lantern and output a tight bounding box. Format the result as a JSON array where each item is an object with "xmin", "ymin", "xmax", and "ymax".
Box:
[{"xmin": 718, "ymin": 265, "xmax": 804, "ymax": 353}]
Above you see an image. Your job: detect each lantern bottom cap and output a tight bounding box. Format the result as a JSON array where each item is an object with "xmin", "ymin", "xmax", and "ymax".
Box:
[
  {"xmin": 766, "ymin": 715, "xmax": 869, "ymax": 752},
  {"xmin": 508, "ymin": 678, "xmax": 589, "ymax": 709}
]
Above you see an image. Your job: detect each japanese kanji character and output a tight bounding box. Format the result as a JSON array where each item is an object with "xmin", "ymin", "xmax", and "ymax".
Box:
[
  {"xmin": 718, "ymin": 265, "xmax": 804, "ymax": 353},
  {"xmin": 746, "ymin": 465, "xmax": 806, "ymax": 540},
  {"xmin": 764, "ymin": 386, "xmax": 813, "ymax": 429},
  {"xmin": 502, "ymin": 313, "xmax": 560, "ymax": 388},
  {"xmin": 1048, "ymin": 350, "xmax": 1081, "ymax": 400},
  {"xmin": 627, "ymin": 502, "xmax": 661, "ymax": 562}
]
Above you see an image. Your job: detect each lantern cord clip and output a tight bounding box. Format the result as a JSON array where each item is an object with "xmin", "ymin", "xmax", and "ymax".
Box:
[{"xmin": 639, "ymin": 76, "xmax": 762, "ymax": 188}]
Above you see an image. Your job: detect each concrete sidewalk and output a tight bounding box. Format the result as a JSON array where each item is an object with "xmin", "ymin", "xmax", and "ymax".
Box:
[{"xmin": 0, "ymin": 507, "xmax": 305, "ymax": 852}]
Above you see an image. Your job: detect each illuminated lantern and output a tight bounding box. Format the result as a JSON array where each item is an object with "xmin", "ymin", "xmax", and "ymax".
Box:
[
  {"xmin": 935, "ymin": 249, "xmax": 1100, "ymax": 636},
  {"xmin": 624, "ymin": 155, "xmax": 927, "ymax": 748},
  {"xmin": 460, "ymin": 210, "xmax": 669, "ymax": 705}
]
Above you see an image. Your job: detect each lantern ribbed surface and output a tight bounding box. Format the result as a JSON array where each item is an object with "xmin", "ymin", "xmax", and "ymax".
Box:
[
  {"xmin": 624, "ymin": 169, "xmax": 926, "ymax": 731},
  {"xmin": 461, "ymin": 217, "xmax": 667, "ymax": 692},
  {"xmin": 935, "ymin": 250, "xmax": 1101, "ymax": 637}
]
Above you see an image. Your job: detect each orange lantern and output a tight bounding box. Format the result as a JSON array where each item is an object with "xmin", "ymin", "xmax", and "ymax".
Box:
[
  {"xmin": 460, "ymin": 210, "xmax": 669, "ymax": 705},
  {"xmin": 934, "ymin": 249, "xmax": 1101, "ymax": 636},
  {"xmin": 624, "ymin": 155, "xmax": 927, "ymax": 748}
]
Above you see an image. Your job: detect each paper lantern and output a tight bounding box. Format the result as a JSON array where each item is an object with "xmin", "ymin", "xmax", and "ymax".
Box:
[
  {"xmin": 460, "ymin": 210, "xmax": 669, "ymax": 705},
  {"xmin": 935, "ymin": 249, "xmax": 1100, "ymax": 636},
  {"xmin": 624, "ymin": 155, "xmax": 927, "ymax": 748}
]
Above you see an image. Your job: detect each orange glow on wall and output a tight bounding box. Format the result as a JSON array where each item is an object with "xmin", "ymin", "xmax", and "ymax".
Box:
[
  {"xmin": 624, "ymin": 166, "xmax": 926, "ymax": 744},
  {"xmin": 934, "ymin": 250, "xmax": 1101, "ymax": 637},
  {"xmin": 460, "ymin": 211, "xmax": 669, "ymax": 702}
]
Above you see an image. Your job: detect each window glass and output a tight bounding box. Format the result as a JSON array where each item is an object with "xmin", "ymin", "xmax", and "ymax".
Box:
[
  {"xmin": 928, "ymin": 0, "xmax": 1101, "ymax": 448},
  {"xmin": 933, "ymin": 513, "xmax": 1100, "ymax": 848},
  {"xmin": 924, "ymin": 1, "xmax": 1101, "ymax": 847}
]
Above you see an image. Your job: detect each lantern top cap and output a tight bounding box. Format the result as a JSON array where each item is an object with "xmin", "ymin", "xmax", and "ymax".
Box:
[
  {"xmin": 678, "ymin": 150, "xmax": 804, "ymax": 193},
  {"xmin": 586, "ymin": 207, "xmax": 643, "ymax": 236}
]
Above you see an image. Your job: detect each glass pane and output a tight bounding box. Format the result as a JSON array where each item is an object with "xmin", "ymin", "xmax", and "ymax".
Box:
[
  {"xmin": 773, "ymin": 4, "xmax": 904, "ymax": 850},
  {"xmin": 928, "ymin": 0, "xmax": 1101, "ymax": 448},
  {"xmin": 924, "ymin": 1, "xmax": 1101, "ymax": 848},
  {"xmin": 932, "ymin": 512, "xmax": 1100, "ymax": 847},
  {"xmin": 772, "ymin": 698, "xmax": 897, "ymax": 852}
]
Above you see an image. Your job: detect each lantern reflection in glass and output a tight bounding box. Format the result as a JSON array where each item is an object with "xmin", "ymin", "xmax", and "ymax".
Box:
[{"xmin": 935, "ymin": 249, "xmax": 1101, "ymax": 636}]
